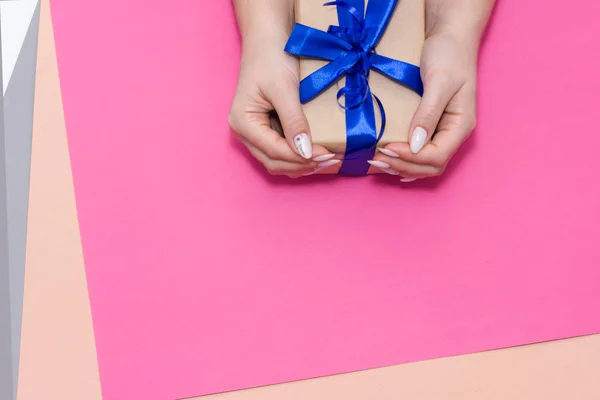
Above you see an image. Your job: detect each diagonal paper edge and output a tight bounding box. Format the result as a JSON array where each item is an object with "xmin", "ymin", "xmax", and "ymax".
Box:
[
  {"xmin": 0, "ymin": 0, "xmax": 40, "ymax": 94},
  {"xmin": 16, "ymin": 0, "xmax": 102, "ymax": 398},
  {"xmin": 0, "ymin": 14, "xmax": 16, "ymax": 400},
  {"xmin": 3, "ymin": 3, "xmax": 40, "ymax": 391}
]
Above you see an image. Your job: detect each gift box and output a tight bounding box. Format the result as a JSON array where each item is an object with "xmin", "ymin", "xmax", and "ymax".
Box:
[{"xmin": 286, "ymin": 0, "xmax": 424, "ymax": 175}]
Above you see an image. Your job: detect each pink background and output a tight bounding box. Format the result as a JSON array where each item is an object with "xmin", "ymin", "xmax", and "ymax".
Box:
[{"xmin": 50, "ymin": 0, "xmax": 600, "ymax": 399}]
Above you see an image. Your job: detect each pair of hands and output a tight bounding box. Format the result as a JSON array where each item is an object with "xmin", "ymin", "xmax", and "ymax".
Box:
[{"xmin": 229, "ymin": 20, "xmax": 479, "ymax": 180}]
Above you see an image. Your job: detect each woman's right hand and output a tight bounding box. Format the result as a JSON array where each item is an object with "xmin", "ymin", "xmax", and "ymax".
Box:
[{"xmin": 228, "ymin": 6, "xmax": 339, "ymax": 178}]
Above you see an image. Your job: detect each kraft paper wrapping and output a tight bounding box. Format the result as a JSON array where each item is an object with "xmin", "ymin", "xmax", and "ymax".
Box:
[{"xmin": 296, "ymin": 0, "xmax": 423, "ymax": 174}]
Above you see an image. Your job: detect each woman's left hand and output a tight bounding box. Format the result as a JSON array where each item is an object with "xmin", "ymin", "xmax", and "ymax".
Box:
[{"xmin": 370, "ymin": 31, "xmax": 479, "ymax": 182}]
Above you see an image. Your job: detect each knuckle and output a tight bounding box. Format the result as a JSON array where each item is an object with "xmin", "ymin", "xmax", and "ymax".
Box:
[
  {"xmin": 401, "ymin": 151, "xmax": 418, "ymax": 164},
  {"xmin": 466, "ymin": 115, "xmax": 478, "ymax": 132},
  {"xmin": 265, "ymin": 163, "xmax": 281, "ymax": 176},
  {"xmin": 418, "ymin": 107, "xmax": 440, "ymax": 128},
  {"xmin": 432, "ymin": 152, "xmax": 450, "ymax": 167},
  {"xmin": 424, "ymin": 70, "xmax": 455, "ymax": 90},
  {"xmin": 257, "ymin": 129, "xmax": 281, "ymax": 160},
  {"xmin": 422, "ymin": 68, "xmax": 441, "ymax": 84},
  {"xmin": 283, "ymin": 65, "xmax": 300, "ymax": 88},
  {"xmin": 227, "ymin": 109, "xmax": 241, "ymax": 133},
  {"xmin": 262, "ymin": 145, "xmax": 279, "ymax": 161},
  {"xmin": 283, "ymin": 112, "xmax": 307, "ymax": 134}
]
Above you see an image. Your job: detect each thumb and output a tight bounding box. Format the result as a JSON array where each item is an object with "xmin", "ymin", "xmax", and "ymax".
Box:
[
  {"xmin": 270, "ymin": 84, "xmax": 313, "ymax": 160},
  {"xmin": 409, "ymin": 75, "xmax": 456, "ymax": 154}
]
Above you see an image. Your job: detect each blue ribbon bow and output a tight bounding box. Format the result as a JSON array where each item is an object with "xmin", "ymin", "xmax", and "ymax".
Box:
[{"xmin": 285, "ymin": 0, "xmax": 423, "ymax": 175}]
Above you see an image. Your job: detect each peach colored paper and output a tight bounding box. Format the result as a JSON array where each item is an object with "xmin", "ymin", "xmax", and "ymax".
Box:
[
  {"xmin": 202, "ymin": 335, "xmax": 600, "ymax": 400},
  {"xmin": 49, "ymin": 0, "xmax": 600, "ymax": 399},
  {"xmin": 17, "ymin": 1, "xmax": 102, "ymax": 398}
]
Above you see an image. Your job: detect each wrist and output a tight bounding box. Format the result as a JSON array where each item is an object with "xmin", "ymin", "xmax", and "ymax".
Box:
[
  {"xmin": 425, "ymin": 0, "xmax": 495, "ymax": 51},
  {"xmin": 235, "ymin": 0, "xmax": 294, "ymax": 48},
  {"xmin": 427, "ymin": 23, "xmax": 483, "ymax": 55},
  {"xmin": 242, "ymin": 25, "xmax": 291, "ymax": 53}
]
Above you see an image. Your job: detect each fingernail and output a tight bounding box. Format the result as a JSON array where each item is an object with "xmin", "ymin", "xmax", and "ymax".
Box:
[
  {"xmin": 377, "ymin": 148, "xmax": 400, "ymax": 158},
  {"xmin": 303, "ymin": 159, "xmax": 340, "ymax": 176},
  {"xmin": 367, "ymin": 160, "xmax": 399, "ymax": 176},
  {"xmin": 367, "ymin": 160, "xmax": 391, "ymax": 169},
  {"xmin": 312, "ymin": 153, "xmax": 336, "ymax": 162},
  {"xmin": 294, "ymin": 133, "xmax": 312, "ymax": 159},
  {"xmin": 401, "ymin": 178, "xmax": 417, "ymax": 183},
  {"xmin": 317, "ymin": 159, "xmax": 341, "ymax": 170},
  {"xmin": 410, "ymin": 126, "xmax": 428, "ymax": 154},
  {"xmin": 382, "ymin": 168, "xmax": 400, "ymax": 176}
]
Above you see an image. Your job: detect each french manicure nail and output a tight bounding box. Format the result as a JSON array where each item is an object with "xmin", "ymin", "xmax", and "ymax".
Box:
[
  {"xmin": 294, "ymin": 133, "xmax": 313, "ymax": 159},
  {"xmin": 410, "ymin": 126, "xmax": 428, "ymax": 154},
  {"xmin": 401, "ymin": 178, "xmax": 417, "ymax": 183},
  {"xmin": 367, "ymin": 160, "xmax": 391, "ymax": 169},
  {"xmin": 377, "ymin": 148, "xmax": 400, "ymax": 158},
  {"xmin": 312, "ymin": 153, "xmax": 336, "ymax": 162},
  {"xmin": 303, "ymin": 159, "xmax": 341, "ymax": 176}
]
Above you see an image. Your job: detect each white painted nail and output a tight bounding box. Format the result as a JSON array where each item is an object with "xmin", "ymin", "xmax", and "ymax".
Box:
[
  {"xmin": 367, "ymin": 160, "xmax": 391, "ymax": 169},
  {"xmin": 313, "ymin": 153, "xmax": 336, "ymax": 162},
  {"xmin": 401, "ymin": 178, "xmax": 417, "ymax": 183},
  {"xmin": 294, "ymin": 133, "xmax": 313, "ymax": 159},
  {"xmin": 377, "ymin": 148, "xmax": 400, "ymax": 158},
  {"xmin": 382, "ymin": 168, "xmax": 401, "ymax": 176},
  {"xmin": 367, "ymin": 160, "xmax": 399, "ymax": 175},
  {"xmin": 317, "ymin": 159, "xmax": 341, "ymax": 170},
  {"xmin": 410, "ymin": 126, "xmax": 428, "ymax": 154},
  {"xmin": 303, "ymin": 159, "xmax": 340, "ymax": 176}
]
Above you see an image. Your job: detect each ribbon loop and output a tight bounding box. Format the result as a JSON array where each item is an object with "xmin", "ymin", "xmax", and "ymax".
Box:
[{"xmin": 285, "ymin": 0, "xmax": 423, "ymax": 175}]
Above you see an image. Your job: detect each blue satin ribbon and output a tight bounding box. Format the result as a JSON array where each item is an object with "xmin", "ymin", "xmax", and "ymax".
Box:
[{"xmin": 285, "ymin": 0, "xmax": 423, "ymax": 176}]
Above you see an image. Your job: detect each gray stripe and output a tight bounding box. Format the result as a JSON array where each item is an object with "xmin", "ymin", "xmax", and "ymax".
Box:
[
  {"xmin": 3, "ymin": 3, "xmax": 40, "ymax": 395},
  {"xmin": 0, "ymin": 9, "xmax": 15, "ymax": 400}
]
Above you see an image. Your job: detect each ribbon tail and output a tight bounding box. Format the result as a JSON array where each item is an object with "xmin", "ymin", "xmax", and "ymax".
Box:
[
  {"xmin": 371, "ymin": 54, "xmax": 424, "ymax": 96},
  {"xmin": 339, "ymin": 73, "xmax": 378, "ymax": 176},
  {"xmin": 361, "ymin": 0, "xmax": 398, "ymax": 50},
  {"xmin": 334, "ymin": 0, "xmax": 365, "ymax": 30}
]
